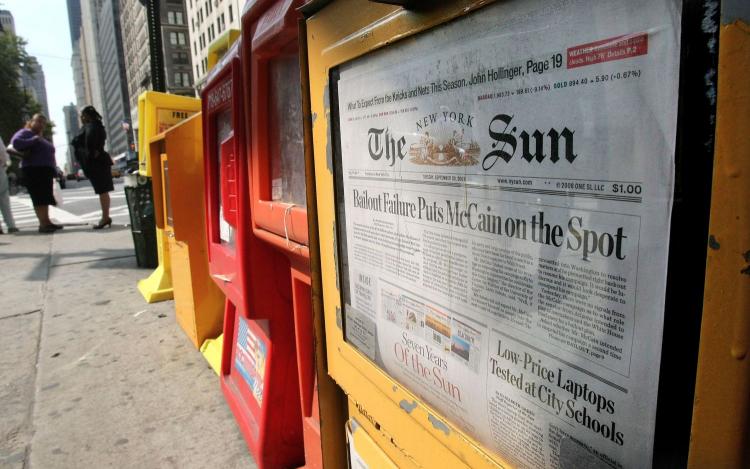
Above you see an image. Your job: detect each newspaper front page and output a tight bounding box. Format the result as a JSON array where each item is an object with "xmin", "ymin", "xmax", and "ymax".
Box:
[{"xmin": 334, "ymin": 0, "xmax": 681, "ymax": 467}]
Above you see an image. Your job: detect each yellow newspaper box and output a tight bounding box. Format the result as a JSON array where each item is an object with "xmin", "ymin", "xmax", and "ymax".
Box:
[
  {"xmin": 136, "ymin": 92, "xmax": 201, "ymax": 303},
  {"xmin": 148, "ymin": 114, "xmax": 225, "ymax": 348},
  {"xmin": 306, "ymin": 1, "xmax": 739, "ymax": 468}
]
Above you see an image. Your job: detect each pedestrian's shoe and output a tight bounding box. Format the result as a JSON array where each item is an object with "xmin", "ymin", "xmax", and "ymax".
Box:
[
  {"xmin": 49, "ymin": 223, "xmax": 63, "ymax": 230},
  {"xmin": 7, "ymin": 227, "xmax": 19, "ymax": 233},
  {"xmin": 38, "ymin": 225, "xmax": 56, "ymax": 233},
  {"xmin": 93, "ymin": 218, "xmax": 112, "ymax": 230}
]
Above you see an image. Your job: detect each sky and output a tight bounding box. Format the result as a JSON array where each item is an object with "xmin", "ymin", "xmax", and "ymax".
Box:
[{"xmin": 3, "ymin": 0, "xmax": 76, "ymax": 167}]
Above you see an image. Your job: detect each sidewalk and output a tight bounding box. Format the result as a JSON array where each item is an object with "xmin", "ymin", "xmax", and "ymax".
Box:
[{"xmin": 0, "ymin": 223, "xmax": 255, "ymax": 468}]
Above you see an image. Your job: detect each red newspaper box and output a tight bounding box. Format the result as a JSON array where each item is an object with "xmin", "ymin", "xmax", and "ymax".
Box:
[
  {"xmin": 242, "ymin": 0, "xmax": 324, "ymax": 467},
  {"xmin": 203, "ymin": 42, "xmax": 248, "ymax": 309},
  {"xmin": 202, "ymin": 40, "xmax": 304, "ymax": 469}
]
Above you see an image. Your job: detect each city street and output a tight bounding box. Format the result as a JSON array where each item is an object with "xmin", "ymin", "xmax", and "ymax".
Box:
[
  {"xmin": 9, "ymin": 178, "xmax": 130, "ymax": 230},
  {"xmin": 0, "ymin": 201, "xmax": 253, "ymax": 468}
]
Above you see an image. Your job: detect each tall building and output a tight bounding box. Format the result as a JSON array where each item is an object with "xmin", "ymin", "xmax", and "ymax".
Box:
[
  {"xmin": 1, "ymin": 10, "xmax": 49, "ymax": 117},
  {"xmin": 185, "ymin": 0, "xmax": 241, "ymax": 89},
  {"xmin": 80, "ymin": 0, "xmax": 105, "ymax": 113},
  {"xmin": 63, "ymin": 103, "xmax": 81, "ymax": 174},
  {"xmin": 67, "ymin": 0, "xmax": 87, "ymax": 109},
  {"xmin": 120, "ymin": 0, "xmax": 194, "ymax": 143},
  {"xmin": 160, "ymin": 0, "xmax": 195, "ymax": 96},
  {"xmin": 66, "ymin": 0, "xmax": 82, "ymax": 44},
  {"xmin": 0, "ymin": 10, "xmax": 15, "ymax": 34},
  {"xmin": 98, "ymin": 0, "xmax": 132, "ymax": 155},
  {"xmin": 21, "ymin": 60, "xmax": 50, "ymax": 117},
  {"xmin": 71, "ymin": 44, "xmax": 87, "ymax": 108},
  {"xmin": 120, "ymin": 0, "xmax": 150, "ymax": 125}
]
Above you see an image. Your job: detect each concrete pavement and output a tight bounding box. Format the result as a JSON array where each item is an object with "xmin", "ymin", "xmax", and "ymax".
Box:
[{"xmin": 0, "ymin": 224, "xmax": 255, "ymax": 468}]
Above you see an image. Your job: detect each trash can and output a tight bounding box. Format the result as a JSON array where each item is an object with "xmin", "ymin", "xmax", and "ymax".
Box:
[{"xmin": 124, "ymin": 174, "xmax": 158, "ymax": 269}]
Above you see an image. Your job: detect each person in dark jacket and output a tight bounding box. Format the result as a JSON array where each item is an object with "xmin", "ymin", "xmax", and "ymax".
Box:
[
  {"xmin": 72, "ymin": 106, "xmax": 113, "ymax": 229},
  {"xmin": 10, "ymin": 113, "xmax": 61, "ymax": 233}
]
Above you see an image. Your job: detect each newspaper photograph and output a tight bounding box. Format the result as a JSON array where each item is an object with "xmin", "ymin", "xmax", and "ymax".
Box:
[{"xmin": 334, "ymin": 0, "xmax": 681, "ymax": 467}]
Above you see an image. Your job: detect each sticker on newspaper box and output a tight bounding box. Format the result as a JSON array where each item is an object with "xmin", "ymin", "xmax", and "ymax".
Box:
[
  {"xmin": 235, "ymin": 317, "xmax": 267, "ymax": 406},
  {"xmin": 156, "ymin": 108, "xmax": 198, "ymax": 133},
  {"xmin": 335, "ymin": 0, "xmax": 682, "ymax": 467}
]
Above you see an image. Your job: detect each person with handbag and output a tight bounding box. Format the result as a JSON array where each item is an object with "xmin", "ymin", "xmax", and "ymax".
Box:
[
  {"xmin": 0, "ymin": 136, "xmax": 18, "ymax": 234},
  {"xmin": 10, "ymin": 114, "xmax": 61, "ymax": 233},
  {"xmin": 72, "ymin": 106, "xmax": 113, "ymax": 229}
]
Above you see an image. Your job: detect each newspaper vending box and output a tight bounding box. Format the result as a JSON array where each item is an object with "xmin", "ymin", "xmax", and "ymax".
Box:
[
  {"xmin": 136, "ymin": 92, "xmax": 201, "ymax": 303},
  {"xmin": 202, "ymin": 40, "xmax": 305, "ymax": 469},
  {"xmin": 307, "ymin": 0, "xmax": 727, "ymax": 467}
]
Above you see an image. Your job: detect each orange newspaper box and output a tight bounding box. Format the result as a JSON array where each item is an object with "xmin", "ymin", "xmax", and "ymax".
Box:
[{"xmin": 148, "ymin": 115, "xmax": 225, "ymax": 348}]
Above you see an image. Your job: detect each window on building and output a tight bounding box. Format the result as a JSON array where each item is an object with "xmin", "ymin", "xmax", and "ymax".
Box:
[
  {"xmin": 176, "ymin": 11, "xmax": 184, "ymax": 24},
  {"xmin": 178, "ymin": 32, "xmax": 186, "ymax": 45},
  {"xmin": 169, "ymin": 31, "xmax": 178, "ymax": 45},
  {"xmin": 196, "ymin": 65, "xmax": 199, "ymax": 77},
  {"xmin": 229, "ymin": 5, "xmax": 233, "ymax": 23},
  {"xmin": 175, "ymin": 72, "xmax": 183, "ymax": 86},
  {"xmin": 182, "ymin": 73, "xmax": 191, "ymax": 86},
  {"xmin": 167, "ymin": 11, "xmax": 175, "ymax": 24}
]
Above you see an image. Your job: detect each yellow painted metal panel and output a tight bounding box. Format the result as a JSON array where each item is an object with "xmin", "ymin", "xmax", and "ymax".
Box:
[
  {"xmin": 136, "ymin": 91, "xmax": 201, "ymax": 177},
  {"xmin": 345, "ymin": 411, "xmax": 399, "ymax": 468},
  {"xmin": 207, "ymin": 29, "xmax": 240, "ymax": 72},
  {"xmin": 307, "ymin": 2, "xmax": 510, "ymax": 468},
  {"xmin": 158, "ymin": 114, "xmax": 225, "ymax": 348},
  {"xmin": 688, "ymin": 19, "xmax": 750, "ymax": 469}
]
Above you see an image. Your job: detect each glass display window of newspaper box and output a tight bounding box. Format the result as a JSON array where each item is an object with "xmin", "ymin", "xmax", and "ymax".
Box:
[
  {"xmin": 201, "ymin": 35, "xmax": 305, "ymax": 469},
  {"xmin": 307, "ymin": 0, "xmax": 724, "ymax": 467}
]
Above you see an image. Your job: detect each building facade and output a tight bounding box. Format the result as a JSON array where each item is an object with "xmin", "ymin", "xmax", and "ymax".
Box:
[
  {"xmin": 21, "ymin": 61, "xmax": 49, "ymax": 117},
  {"xmin": 120, "ymin": 0, "xmax": 194, "ymax": 135},
  {"xmin": 2, "ymin": 10, "xmax": 49, "ymax": 117},
  {"xmin": 63, "ymin": 103, "xmax": 81, "ymax": 174},
  {"xmin": 185, "ymin": 0, "xmax": 242, "ymax": 89},
  {"xmin": 0, "ymin": 10, "xmax": 15, "ymax": 34},
  {"xmin": 98, "ymin": 0, "xmax": 132, "ymax": 155},
  {"xmin": 67, "ymin": 0, "xmax": 87, "ymax": 109},
  {"xmin": 160, "ymin": 0, "xmax": 195, "ymax": 96},
  {"xmin": 80, "ymin": 0, "xmax": 105, "ymax": 114},
  {"xmin": 120, "ymin": 0, "xmax": 150, "ymax": 125}
]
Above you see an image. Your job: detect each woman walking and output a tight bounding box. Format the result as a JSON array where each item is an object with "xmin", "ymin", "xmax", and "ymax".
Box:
[
  {"xmin": 10, "ymin": 114, "xmax": 61, "ymax": 233},
  {"xmin": 72, "ymin": 106, "xmax": 113, "ymax": 229}
]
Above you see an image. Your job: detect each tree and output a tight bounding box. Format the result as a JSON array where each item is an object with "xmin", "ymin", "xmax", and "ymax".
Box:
[{"xmin": 0, "ymin": 32, "xmax": 53, "ymax": 143}]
